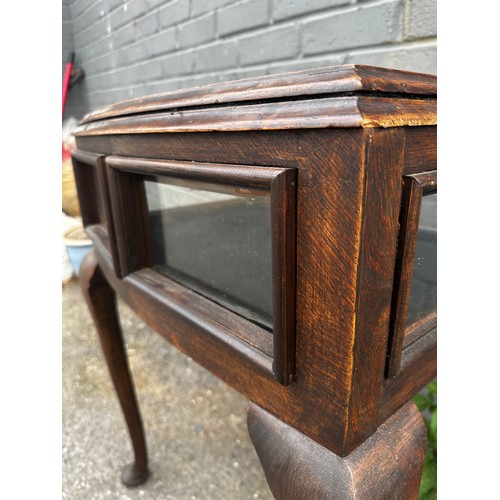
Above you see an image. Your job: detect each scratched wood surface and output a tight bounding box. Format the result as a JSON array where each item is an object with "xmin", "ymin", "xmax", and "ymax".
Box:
[
  {"xmin": 73, "ymin": 65, "xmax": 437, "ymax": 464},
  {"xmin": 247, "ymin": 401, "xmax": 427, "ymax": 500},
  {"xmin": 80, "ymin": 64, "xmax": 436, "ymax": 124}
]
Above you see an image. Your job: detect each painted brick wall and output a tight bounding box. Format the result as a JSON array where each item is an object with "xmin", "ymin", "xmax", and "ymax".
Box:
[{"xmin": 62, "ymin": 0, "xmax": 436, "ymax": 119}]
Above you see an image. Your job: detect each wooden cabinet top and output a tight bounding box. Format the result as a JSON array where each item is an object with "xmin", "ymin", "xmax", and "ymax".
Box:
[{"xmin": 75, "ymin": 64, "xmax": 436, "ymax": 136}]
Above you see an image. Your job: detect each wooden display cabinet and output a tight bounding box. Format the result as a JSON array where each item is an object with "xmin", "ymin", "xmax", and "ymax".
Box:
[{"xmin": 72, "ymin": 64, "xmax": 437, "ymax": 499}]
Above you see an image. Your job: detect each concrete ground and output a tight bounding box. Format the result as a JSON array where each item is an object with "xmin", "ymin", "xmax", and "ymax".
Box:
[{"xmin": 62, "ymin": 279, "xmax": 273, "ymax": 500}]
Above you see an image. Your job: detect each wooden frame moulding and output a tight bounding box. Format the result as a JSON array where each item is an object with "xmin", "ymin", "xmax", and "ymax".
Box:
[
  {"xmin": 104, "ymin": 155, "xmax": 297, "ymax": 386},
  {"xmin": 71, "ymin": 150, "xmax": 123, "ymax": 276},
  {"xmin": 386, "ymin": 170, "xmax": 437, "ymax": 378}
]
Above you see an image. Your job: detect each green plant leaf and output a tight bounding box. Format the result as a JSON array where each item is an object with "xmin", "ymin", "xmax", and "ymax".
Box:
[
  {"xmin": 419, "ymin": 489, "xmax": 437, "ymax": 500},
  {"xmin": 428, "ymin": 409, "xmax": 437, "ymax": 448},
  {"xmin": 418, "ymin": 457, "xmax": 437, "ymax": 498},
  {"xmin": 413, "ymin": 394, "xmax": 429, "ymax": 412},
  {"xmin": 427, "ymin": 381, "xmax": 437, "ymax": 395}
]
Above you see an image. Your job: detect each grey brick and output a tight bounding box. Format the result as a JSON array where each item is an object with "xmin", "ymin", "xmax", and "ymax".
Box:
[
  {"xmin": 102, "ymin": 0, "xmax": 124, "ymax": 10},
  {"xmin": 178, "ymin": 13, "xmax": 216, "ymax": 49},
  {"xmin": 240, "ymin": 25, "xmax": 300, "ymax": 65},
  {"xmin": 135, "ymin": 10, "xmax": 160, "ymax": 38},
  {"xmin": 85, "ymin": 72, "xmax": 116, "ymax": 93},
  {"xmin": 268, "ymin": 54, "xmax": 346, "ymax": 74},
  {"xmin": 144, "ymin": 28, "xmax": 177, "ymax": 57},
  {"xmin": 62, "ymin": 4, "xmax": 72, "ymax": 20},
  {"xmin": 110, "ymin": 0, "xmax": 147, "ymax": 31},
  {"xmin": 70, "ymin": 0, "xmax": 93, "ymax": 19},
  {"xmin": 273, "ymin": 0, "xmax": 352, "ymax": 21},
  {"xmin": 74, "ymin": 1, "xmax": 109, "ymax": 32},
  {"xmin": 88, "ymin": 88, "xmax": 132, "ymax": 107},
  {"xmin": 127, "ymin": 83, "xmax": 151, "ymax": 99},
  {"xmin": 302, "ymin": 0, "xmax": 403, "ymax": 55},
  {"xmin": 75, "ymin": 17, "xmax": 110, "ymax": 48},
  {"xmin": 62, "ymin": 23, "xmax": 74, "ymax": 46},
  {"xmin": 192, "ymin": 0, "xmax": 234, "ymax": 16},
  {"xmin": 146, "ymin": 0, "xmax": 172, "ymax": 8},
  {"xmin": 404, "ymin": 0, "xmax": 436, "ymax": 40},
  {"xmin": 159, "ymin": 0, "xmax": 190, "ymax": 29},
  {"xmin": 161, "ymin": 50, "xmax": 195, "ymax": 77},
  {"xmin": 85, "ymin": 53, "xmax": 117, "ymax": 74},
  {"xmin": 112, "ymin": 23, "xmax": 137, "ymax": 48},
  {"xmin": 193, "ymin": 41, "xmax": 238, "ymax": 72},
  {"xmin": 182, "ymin": 74, "xmax": 219, "ymax": 89},
  {"xmin": 218, "ymin": 67, "xmax": 269, "ymax": 82},
  {"xmin": 114, "ymin": 42, "xmax": 145, "ymax": 66},
  {"xmin": 112, "ymin": 60, "xmax": 164, "ymax": 85},
  {"xmin": 347, "ymin": 42, "xmax": 437, "ymax": 74},
  {"xmin": 79, "ymin": 35, "xmax": 114, "ymax": 61},
  {"xmin": 217, "ymin": 0, "xmax": 269, "ymax": 37},
  {"xmin": 138, "ymin": 59, "xmax": 164, "ymax": 82},
  {"xmin": 146, "ymin": 79, "xmax": 183, "ymax": 94}
]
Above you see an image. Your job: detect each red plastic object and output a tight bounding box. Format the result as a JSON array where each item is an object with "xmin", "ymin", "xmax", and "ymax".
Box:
[{"xmin": 62, "ymin": 52, "xmax": 75, "ymax": 119}]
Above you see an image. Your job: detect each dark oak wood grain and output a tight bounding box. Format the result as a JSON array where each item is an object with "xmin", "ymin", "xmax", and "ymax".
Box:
[
  {"xmin": 80, "ymin": 64, "xmax": 436, "ymax": 124},
  {"xmin": 386, "ymin": 170, "xmax": 437, "ymax": 377},
  {"xmin": 345, "ymin": 127, "xmax": 405, "ymax": 450},
  {"xmin": 79, "ymin": 250, "xmax": 149, "ymax": 486},
  {"xmin": 72, "ymin": 64, "xmax": 437, "ymax": 497},
  {"xmin": 75, "ymin": 96, "xmax": 435, "ymax": 137},
  {"xmin": 380, "ymin": 329, "xmax": 437, "ymax": 424},
  {"xmin": 248, "ymin": 401, "xmax": 427, "ymax": 500},
  {"xmin": 104, "ymin": 156, "xmax": 297, "ymax": 385}
]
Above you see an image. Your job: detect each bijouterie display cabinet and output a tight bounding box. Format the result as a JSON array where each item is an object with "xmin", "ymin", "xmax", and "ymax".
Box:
[{"xmin": 72, "ymin": 64, "xmax": 437, "ymax": 499}]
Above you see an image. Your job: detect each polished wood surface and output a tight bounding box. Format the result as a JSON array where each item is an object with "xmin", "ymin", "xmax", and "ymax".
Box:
[
  {"xmin": 80, "ymin": 64, "xmax": 436, "ymax": 124},
  {"xmin": 80, "ymin": 250, "xmax": 149, "ymax": 486},
  {"xmin": 248, "ymin": 401, "xmax": 427, "ymax": 500},
  {"xmin": 72, "ymin": 64, "xmax": 437, "ymax": 497}
]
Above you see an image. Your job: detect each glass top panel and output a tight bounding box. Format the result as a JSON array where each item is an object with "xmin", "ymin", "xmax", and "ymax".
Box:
[
  {"xmin": 145, "ymin": 177, "xmax": 273, "ymax": 330},
  {"xmin": 406, "ymin": 193, "xmax": 437, "ymax": 327}
]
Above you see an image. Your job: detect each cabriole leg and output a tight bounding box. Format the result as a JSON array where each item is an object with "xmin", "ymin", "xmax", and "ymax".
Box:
[
  {"xmin": 247, "ymin": 401, "xmax": 426, "ymax": 500},
  {"xmin": 80, "ymin": 250, "xmax": 150, "ymax": 487}
]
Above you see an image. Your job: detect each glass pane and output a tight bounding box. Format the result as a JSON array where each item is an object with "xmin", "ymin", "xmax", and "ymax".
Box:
[
  {"xmin": 406, "ymin": 193, "xmax": 437, "ymax": 326},
  {"xmin": 145, "ymin": 178, "xmax": 273, "ymax": 330}
]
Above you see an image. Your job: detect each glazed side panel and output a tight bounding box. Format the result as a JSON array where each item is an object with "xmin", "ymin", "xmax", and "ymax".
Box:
[{"xmin": 77, "ymin": 129, "xmax": 365, "ymax": 455}]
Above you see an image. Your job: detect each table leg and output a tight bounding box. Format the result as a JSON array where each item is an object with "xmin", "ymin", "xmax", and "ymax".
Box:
[
  {"xmin": 247, "ymin": 401, "xmax": 426, "ymax": 500},
  {"xmin": 80, "ymin": 250, "xmax": 150, "ymax": 487}
]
